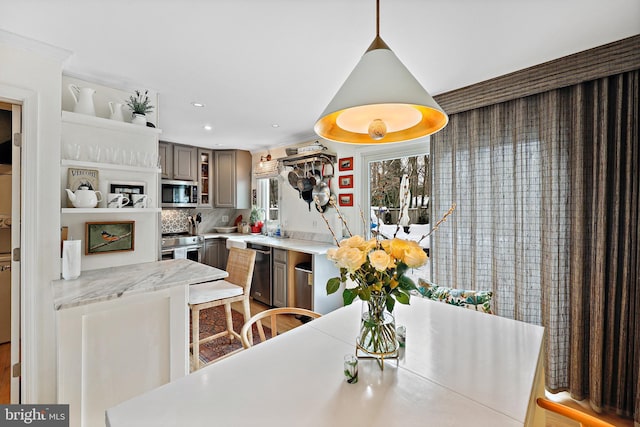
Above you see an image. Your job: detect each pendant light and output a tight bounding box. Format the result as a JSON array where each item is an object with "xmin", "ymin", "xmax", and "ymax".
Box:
[{"xmin": 314, "ymin": 0, "xmax": 448, "ymax": 144}]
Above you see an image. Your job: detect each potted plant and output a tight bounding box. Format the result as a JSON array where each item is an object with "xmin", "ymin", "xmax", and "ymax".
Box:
[
  {"xmin": 249, "ymin": 206, "xmax": 263, "ymax": 233},
  {"xmin": 126, "ymin": 90, "xmax": 154, "ymax": 126}
]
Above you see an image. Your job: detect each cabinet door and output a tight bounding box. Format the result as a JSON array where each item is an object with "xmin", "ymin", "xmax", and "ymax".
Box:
[
  {"xmin": 197, "ymin": 149, "xmax": 213, "ymax": 208},
  {"xmin": 214, "ymin": 151, "xmax": 236, "ymax": 207},
  {"xmin": 272, "ymin": 249, "xmax": 287, "ymax": 308},
  {"xmin": 173, "ymin": 145, "xmax": 198, "ymax": 181},
  {"xmin": 204, "ymin": 240, "xmax": 218, "ymax": 267},
  {"xmin": 159, "ymin": 142, "xmax": 173, "ymax": 179}
]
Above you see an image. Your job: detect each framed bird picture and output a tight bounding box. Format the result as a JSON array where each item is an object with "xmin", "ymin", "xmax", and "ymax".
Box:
[{"xmin": 85, "ymin": 221, "xmax": 135, "ymax": 255}]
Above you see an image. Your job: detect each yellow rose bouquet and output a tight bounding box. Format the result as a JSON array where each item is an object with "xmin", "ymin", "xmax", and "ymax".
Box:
[
  {"xmin": 316, "ymin": 196, "xmax": 456, "ymax": 360},
  {"xmin": 325, "ymin": 234, "xmax": 427, "ymax": 312}
]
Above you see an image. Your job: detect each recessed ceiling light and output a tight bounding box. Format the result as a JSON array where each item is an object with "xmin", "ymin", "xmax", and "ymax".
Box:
[
  {"xmin": 272, "ymin": 124, "xmax": 280, "ymax": 128},
  {"xmin": 203, "ymin": 125, "xmax": 213, "ymax": 131},
  {"xmin": 192, "ymin": 102, "xmax": 205, "ymax": 107}
]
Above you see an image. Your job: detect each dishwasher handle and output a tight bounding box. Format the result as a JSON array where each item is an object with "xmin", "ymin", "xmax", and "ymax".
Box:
[{"xmin": 252, "ymin": 248, "xmax": 271, "ymax": 255}]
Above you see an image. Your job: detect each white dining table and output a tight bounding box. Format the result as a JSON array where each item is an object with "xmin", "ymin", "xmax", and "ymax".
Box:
[{"xmin": 106, "ymin": 296, "xmax": 545, "ymax": 427}]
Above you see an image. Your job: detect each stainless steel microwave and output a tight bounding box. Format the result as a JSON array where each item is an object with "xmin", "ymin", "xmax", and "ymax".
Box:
[{"xmin": 161, "ymin": 180, "xmax": 198, "ymax": 208}]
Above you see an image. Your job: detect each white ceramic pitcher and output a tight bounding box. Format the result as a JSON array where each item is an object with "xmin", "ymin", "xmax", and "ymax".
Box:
[
  {"xmin": 108, "ymin": 101, "xmax": 125, "ymax": 121},
  {"xmin": 68, "ymin": 84, "xmax": 96, "ymax": 116}
]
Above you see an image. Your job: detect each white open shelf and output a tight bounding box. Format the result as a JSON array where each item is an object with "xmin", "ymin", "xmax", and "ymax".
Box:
[
  {"xmin": 61, "ymin": 159, "xmax": 161, "ymax": 174},
  {"xmin": 61, "ymin": 208, "xmax": 161, "ymax": 214},
  {"xmin": 62, "ymin": 110, "xmax": 162, "ymax": 135}
]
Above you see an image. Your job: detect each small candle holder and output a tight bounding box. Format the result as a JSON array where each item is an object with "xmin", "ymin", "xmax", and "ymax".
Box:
[
  {"xmin": 344, "ymin": 354, "xmax": 358, "ymax": 384},
  {"xmin": 396, "ymin": 325, "xmax": 406, "ymax": 348}
]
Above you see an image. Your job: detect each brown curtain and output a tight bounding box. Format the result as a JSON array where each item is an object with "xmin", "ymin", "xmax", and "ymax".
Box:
[{"xmin": 430, "ymin": 69, "xmax": 639, "ymax": 423}]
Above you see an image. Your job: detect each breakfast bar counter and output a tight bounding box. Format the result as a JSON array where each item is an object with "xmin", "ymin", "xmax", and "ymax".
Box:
[
  {"xmin": 52, "ymin": 258, "xmax": 228, "ymax": 310},
  {"xmin": 53, "ymin": 259, "xmax": 228, "ymax": 427}
]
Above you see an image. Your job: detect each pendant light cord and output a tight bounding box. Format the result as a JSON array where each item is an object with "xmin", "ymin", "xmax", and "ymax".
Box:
[
  {"xmin": 367, "ymin": 0, "xmax": 388, "ymax": 51},
  {"xmin": 376, "ymin": 0, "xmax": 380, "ymax": 37}
]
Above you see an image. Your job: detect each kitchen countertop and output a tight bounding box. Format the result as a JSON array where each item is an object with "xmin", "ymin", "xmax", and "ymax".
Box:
[
  {"xmin": 52, "ymin": 259, "xmax": 228, "ymax": 310},
  {"xmin": 200, "ymin": 233, "xmax": 337, "ymax": 255}
]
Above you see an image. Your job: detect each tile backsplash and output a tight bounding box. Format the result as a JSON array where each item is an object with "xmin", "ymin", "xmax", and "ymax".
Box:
[{"xmin": 161, "ymin": 208, "xmax": 250, "ymax": 234}]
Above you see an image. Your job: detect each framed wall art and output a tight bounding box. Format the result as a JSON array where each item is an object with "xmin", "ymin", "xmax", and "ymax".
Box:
[
  {"xmin": 338, "ymin": 174, "xmax": 353, "ymax": 189},
  {"xmin": 109, "ymin": 181, "xmax": 146, "ymax": 207},
  {"xmin": 85, "ymin": 221, "xmax": 135, "ymax": 255},
  {"xmin": 338, "ymin": 157, "xmax": 353, "ymax": 171},
  {"xmin": 338, "ymin": 193, "xmax": 353, "ymax": 206}
]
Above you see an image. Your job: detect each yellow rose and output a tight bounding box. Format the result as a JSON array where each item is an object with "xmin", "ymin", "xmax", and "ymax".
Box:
[
  {"xmin": 362, "ymin": 237, "xmax": 378, "ymax": 253},
  {"xmin": 340, "ymin": 235, "xmax": 366, "ymax": 249},
  {"xmin": 384, "ymin": 238, "xmax": 413, "ymax": 261},
  {"xmin": 403, "ymin": 243, "xmax": 428, "ymax": 268},
  {"xmin": 334, "ymin": 246, "xmax": 366, "ymax": 272},
  {"xmin": 368, "ymin": 249, "xmax": 392, "ymax": 272},
  {"xmin": 326, "ymin": 248, "xmax": 338, "ymax": 261}
]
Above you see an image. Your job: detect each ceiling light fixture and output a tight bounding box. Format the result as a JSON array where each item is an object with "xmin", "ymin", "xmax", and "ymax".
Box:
[
  {"xmin": 259, "ymin": 153, "xmax": 272, "ymax": 166},
  {"xmin": 192, "ymin": 102, "xmax": 205, "ymax": 107},
  {"xmin": 203, "ymin": 125, "xmax": 213, "ymax": 131},
  {"xmin": 314, "ymin": 0, "xmax": 448, "ymax": 144}
]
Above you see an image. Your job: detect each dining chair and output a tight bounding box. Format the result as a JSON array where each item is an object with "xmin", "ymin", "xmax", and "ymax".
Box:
[
  {"xmin": 417, "ymin": 278, "xmax": 493, "ymax": 314},
  {"xmin": 536, "ymin": 397, "xmax": 615, "ymax": 427},
  {"xmin": 189, "ymin": 247, "xmax": 256, "ymax": 370},
  {"xmin": 240, "ymin": 307, "xmax": 321, "ymax": 349}
]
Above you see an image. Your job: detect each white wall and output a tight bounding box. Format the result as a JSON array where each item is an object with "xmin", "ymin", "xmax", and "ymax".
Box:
[
  {"xmin": 252, "ymin": 140, "xmax": 360, "ymax": 243},
  {"xmin": 0, "ymin": 31, "xmax": 68, "ymax": 403},
  {"xmin": 253, "ymin": 139, "xmax": 432, "ymax": 243}
]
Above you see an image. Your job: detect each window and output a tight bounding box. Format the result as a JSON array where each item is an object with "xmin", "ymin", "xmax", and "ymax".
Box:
[{"xmin": 257, "ymin": 177, "xmax": 279, "ymax": 222}]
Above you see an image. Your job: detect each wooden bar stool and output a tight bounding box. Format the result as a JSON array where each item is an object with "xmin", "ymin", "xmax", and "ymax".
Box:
[{"xmin": 189, "ymin": 247, "xmax": 256, "ymax": 370}]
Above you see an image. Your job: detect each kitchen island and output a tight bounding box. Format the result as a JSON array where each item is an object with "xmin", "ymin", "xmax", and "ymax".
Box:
[
  {"xmin": 52, "ymin": 259, "xmax": 228, "ymax": 427},
  {"xmin": 201, "ymin": 233, "xmax": 342, "ymax": 313}
]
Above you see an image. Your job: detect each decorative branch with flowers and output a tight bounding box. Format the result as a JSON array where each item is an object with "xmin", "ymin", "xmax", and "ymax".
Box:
[{"xmin": 315, "ymin": 195, "xmax": 456, "ymax": 313}]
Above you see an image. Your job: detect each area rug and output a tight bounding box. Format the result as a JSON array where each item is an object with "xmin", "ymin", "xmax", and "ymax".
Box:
[{"xmin": 192, "ymin": 306, "xmax": 271, "ymax": 365}]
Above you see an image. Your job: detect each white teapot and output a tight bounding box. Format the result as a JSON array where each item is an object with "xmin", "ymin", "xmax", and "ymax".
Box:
[{"xmin": 65, "ymin": 186, "xmax": 102, "ymax": 208}]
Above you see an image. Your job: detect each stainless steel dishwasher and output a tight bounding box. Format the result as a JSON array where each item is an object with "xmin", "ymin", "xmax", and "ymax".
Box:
[{"xmin": 247, "ymin": 242, "xmax": 272, "ymax": 306}]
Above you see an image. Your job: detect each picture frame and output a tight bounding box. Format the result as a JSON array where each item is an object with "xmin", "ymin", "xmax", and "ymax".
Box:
[
  {"xmin": 338, "ymin": 193, "xmax": 353, "ymax": 206},
  {"xmin": 85, "ymin": 221, "xmax": 135, "ymax": 255},
  {"xmin": 338, "ymin": 174, "xmax": 353, "ymax": 189},
  {"xmin": 338, "ymin": 157, "xmax": 353, "ymax": 171},
  {"xmin": 109, "ymin": 181, "xmax": 146, "ymax": 207}
]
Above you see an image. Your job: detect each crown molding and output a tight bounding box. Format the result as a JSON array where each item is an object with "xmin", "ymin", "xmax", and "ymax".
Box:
[{"xmin": 0, "ymin": 29, "xmax": 72, "ymax": 64}]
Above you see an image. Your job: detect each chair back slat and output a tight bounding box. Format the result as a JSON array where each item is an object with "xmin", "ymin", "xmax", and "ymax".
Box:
[
  {"xmin": 240, "ymin": 307, "xmax": 322, "ymax": 348},
  {"xmin": 225, "ymin": 247, "xmax": 256, "ymax": 292}
]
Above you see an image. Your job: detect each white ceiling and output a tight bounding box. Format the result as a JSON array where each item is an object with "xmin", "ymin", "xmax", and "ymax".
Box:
[{"xmin": 1, "ymin": 0, "xmax": 639, "ymax": 152}]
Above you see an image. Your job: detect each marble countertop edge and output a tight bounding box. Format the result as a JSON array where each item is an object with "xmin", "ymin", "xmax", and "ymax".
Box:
[{"xmin": 52, "ymin": 259, "xmax": 227, "ymax": 311}]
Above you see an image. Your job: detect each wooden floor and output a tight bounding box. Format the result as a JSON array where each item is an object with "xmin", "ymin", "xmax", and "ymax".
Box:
[
  {"xmin": 1, "ymin": 305, "xmax": 633, "ymax": 426},
  {"xmin": 0, "ymin": 342, "xmax": 10, "ymax": 404}
]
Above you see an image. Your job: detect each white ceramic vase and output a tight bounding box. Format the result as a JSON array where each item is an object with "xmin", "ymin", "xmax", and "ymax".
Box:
[{"xmin": 131, "ymin": 113, "xmax": 147, "ymax": 126}]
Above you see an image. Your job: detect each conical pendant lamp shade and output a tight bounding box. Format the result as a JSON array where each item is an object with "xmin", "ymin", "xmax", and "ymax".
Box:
[{"xmin": 314, "ymin": 36, "xmax": 448, "ymax": 144}]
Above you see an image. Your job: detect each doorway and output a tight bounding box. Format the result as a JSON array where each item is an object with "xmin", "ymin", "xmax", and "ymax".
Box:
[{"xmin": 0, "ymin": 100, "xmax": 21, "ymax": 404}]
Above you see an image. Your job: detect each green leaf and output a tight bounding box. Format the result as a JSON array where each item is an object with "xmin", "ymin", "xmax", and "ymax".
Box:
[
  {"xmin": 359, "ymin": 287, "xmax": 371, "ymax": 301},
  {"xmin": 395, "ymin": 290, "xmax": 410, "ymax": 305},
  {"xmin": 343, "ymin": 288, "xmax": 357, "ymax": 305},
  {"xmin": 396, "ymin": 261, "xmax": 409, "ymax": 277},
  {"xmin": 326, "ymin": 278, "xmax": 341, "ymax": 295},
  {"xmin": 385, "ymin": 296, "xmax": 396, "ymax": 313},
  {"xmin": 398, "ymin": 275, "xmax": 417, "ymax": 291}
]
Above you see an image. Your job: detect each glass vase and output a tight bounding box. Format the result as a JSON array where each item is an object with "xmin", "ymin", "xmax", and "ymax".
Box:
[{"xmin": 357, "ymin": 294, "xmax": 398, "ymax": 359}]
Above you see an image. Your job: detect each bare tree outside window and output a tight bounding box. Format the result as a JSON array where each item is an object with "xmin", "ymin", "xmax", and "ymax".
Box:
[{"xmin": 369, "ymin": 155, "xmax": 430, "ymax": 226}]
